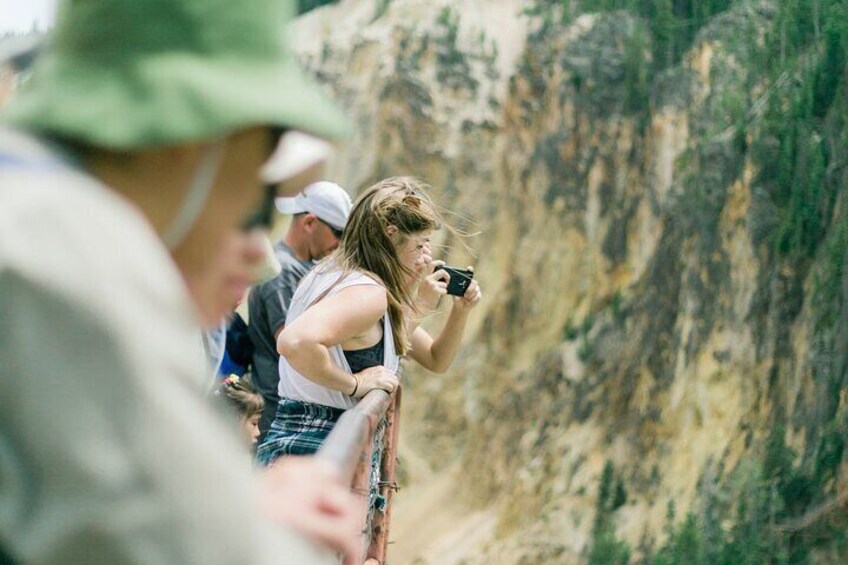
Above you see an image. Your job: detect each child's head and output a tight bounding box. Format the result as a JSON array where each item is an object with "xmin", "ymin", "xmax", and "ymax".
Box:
[{"xmin": 216, "ymin": 374, "xmax": 264, "ymax": 446}]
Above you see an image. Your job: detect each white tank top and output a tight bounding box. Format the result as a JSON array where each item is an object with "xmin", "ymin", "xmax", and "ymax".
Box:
[{"xmin": 277, "ymin": 265, "xmax": 400, "ymax": 409}]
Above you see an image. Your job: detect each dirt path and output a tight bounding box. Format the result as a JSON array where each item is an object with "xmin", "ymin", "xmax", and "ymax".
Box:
[{"xmin": 387, "ymin": 445, "xmax": 497, "ymax": 564}]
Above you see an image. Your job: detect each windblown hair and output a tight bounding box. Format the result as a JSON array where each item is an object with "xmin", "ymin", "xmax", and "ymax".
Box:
[
  {"xmin": 327, "ymin": 176, "xmax": 446, "ymax": 355},
  {"xmin": 215, "ymin": 374, "xmax": 264, "ymax": 418}
]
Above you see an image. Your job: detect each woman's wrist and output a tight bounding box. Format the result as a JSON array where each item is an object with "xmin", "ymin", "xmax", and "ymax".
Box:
[
  {"xmin": 348, "ymin": 374, "xmax": 360, "ymax": 397},
  {"xmin": 449, "ymin": 301, "xmax": 472, "ymax": 317}
]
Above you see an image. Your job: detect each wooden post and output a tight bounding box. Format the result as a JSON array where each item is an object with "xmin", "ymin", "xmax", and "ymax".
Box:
[
  {"xmin": 367, "ymin": 387, "xmax": 402, "ymax": 562},
  {"xmin": 316, "ymin": 388, "xmax": 402, "ymax": 564}
]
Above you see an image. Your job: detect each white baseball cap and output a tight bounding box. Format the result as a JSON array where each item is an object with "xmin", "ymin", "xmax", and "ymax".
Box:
[{"xmin": 275, "ymin": 181, "xmax": 353, "ymax": 232}]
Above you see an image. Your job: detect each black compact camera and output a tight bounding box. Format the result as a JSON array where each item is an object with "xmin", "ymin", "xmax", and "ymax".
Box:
[{"xmin": 434, "ymin": 265, "xmax": 474, "ymax": 296}]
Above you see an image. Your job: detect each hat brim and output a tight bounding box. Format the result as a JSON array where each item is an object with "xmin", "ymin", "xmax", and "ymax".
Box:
[
  {"xmin": 3, "ymin": 52, "xmax": 350, "ymax": 148},
  {"xmin": 275, "ymin": 196, "xmax": 307, "ymax": 215},
  {"xmin": 261, "ymin": 130, "xmax": 335, "ymax": 185}
]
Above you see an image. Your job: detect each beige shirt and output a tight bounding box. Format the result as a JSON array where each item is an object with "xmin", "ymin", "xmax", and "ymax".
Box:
[{"xmin": 0, "ymin": 128, "xmax": 333, "ymax": 564}]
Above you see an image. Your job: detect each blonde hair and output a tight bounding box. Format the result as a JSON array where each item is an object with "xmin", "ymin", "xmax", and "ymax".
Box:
[{"xmin": 327, "ymin": 177, "xmax": 446, "ymax": 355}]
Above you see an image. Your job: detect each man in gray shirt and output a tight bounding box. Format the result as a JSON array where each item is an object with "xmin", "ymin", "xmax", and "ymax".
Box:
[{"xmin": 249, "ymin": 181, "xmax": 353, "ymax": 438}]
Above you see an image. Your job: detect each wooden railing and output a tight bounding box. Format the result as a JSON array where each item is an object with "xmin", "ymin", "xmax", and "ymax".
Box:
[{"xmin": 317, "ymin": 386, "xmax": 402, "ymax": 564}]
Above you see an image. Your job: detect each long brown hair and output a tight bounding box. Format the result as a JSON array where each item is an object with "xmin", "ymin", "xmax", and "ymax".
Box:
[
  {"xmin": 326, "ymin": 177, "xmax": 446, "ymax": 355},
  {"xmin": 215, "ymin": 375, "xmax": 264, "ymax": 418}
]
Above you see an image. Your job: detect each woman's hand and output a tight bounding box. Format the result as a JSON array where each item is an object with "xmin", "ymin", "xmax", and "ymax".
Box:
[
  {"xmin": 416, "ymin": 261, "xmax": 449, "ymax": 311},
  {"xmin": 453, "ymin": 268, "xmax": 482, "ymax": 312},
  {"xmin": 412, "ymin": 240, "xmax": 433, "ymax": 279},
  {"xmin": 351, "ymin": 365, "xmax": 399, "ymax": 399},
  {"xmin": 407, "ymin": 268, "xmax": 482, "ymax": 373}
]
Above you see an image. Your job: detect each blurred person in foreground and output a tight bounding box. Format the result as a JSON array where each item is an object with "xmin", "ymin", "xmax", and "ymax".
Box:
[
  {"xmin": 0, "ymin": 1, "xmax": 363, "ymax": 564},
  {"xmin": 203, "ymin": 231, "xmax": 281, "ymax": 383},
  {"xmin": 249, "ymin": 180, "xmax": 353, "ymax": 442}
]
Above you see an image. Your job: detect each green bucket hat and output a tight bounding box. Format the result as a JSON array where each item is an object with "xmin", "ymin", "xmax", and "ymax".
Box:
[{"xmin": 2, "ymin": 0, "xmax": 349, "ymax": 148}]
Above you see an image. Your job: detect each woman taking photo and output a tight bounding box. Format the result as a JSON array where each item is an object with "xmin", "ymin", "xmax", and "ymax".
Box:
[{"xmin": 257, "ymin": 177, "xmax": 482, "ymax": 464}]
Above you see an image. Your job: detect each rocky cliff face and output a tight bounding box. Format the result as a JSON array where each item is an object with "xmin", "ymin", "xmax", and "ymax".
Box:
[{"xmin": 293, "ymin": 1, "xmax": 848, "ymax": 562}]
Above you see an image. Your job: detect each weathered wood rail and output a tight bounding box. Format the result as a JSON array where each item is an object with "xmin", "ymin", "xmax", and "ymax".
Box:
[{"xmin": 316, "ymin": 386, "xmax": 402, "ymax": 564}]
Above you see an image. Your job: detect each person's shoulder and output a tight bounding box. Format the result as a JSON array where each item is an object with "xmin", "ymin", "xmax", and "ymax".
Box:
[
  {"xmin": 254, "ymin": 254, "xmax": 309, "ymax": 295},
  {"xmin": 333, "ymin": 281, "xmax": 388, "ymax": 320},
  {"xmin": 0, "ymin": 131, "xmax": 191, "ymax": 328},
  {"xmin": 274, "ymin": 242, "xmax": 307, "ymax": 266},
  {"xmin": 0, "ymin": 130, "xmax": 150, "ymax": 240},
  {"xmin": 283, "ymin": 257, "xmax": 311, "ymax": 277},
  {"xmin": 338, "ymin": 269, "xmax": 386, "ymax": 289},
  {"xmin": 321, "ymin": 269, "xmax": 387, "ymax": 307}
]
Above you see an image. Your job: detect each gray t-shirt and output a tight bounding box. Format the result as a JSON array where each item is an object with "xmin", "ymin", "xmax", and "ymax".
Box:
[{"xmin": 248, "ymin": 242, "xmax": 312, "ymax": 399}]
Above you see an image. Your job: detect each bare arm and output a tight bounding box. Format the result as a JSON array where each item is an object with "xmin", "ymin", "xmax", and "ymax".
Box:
[
  {"xmin": 408, "ymin": 279, "xmax": 482, "ymax": 373},
  {"xmin": 276, "ymin": 285, "xmax": 397, "ymax": 396},
  {"xmin": 405, "ymin": 264, "xmax": 447, "ymax": 337}
]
